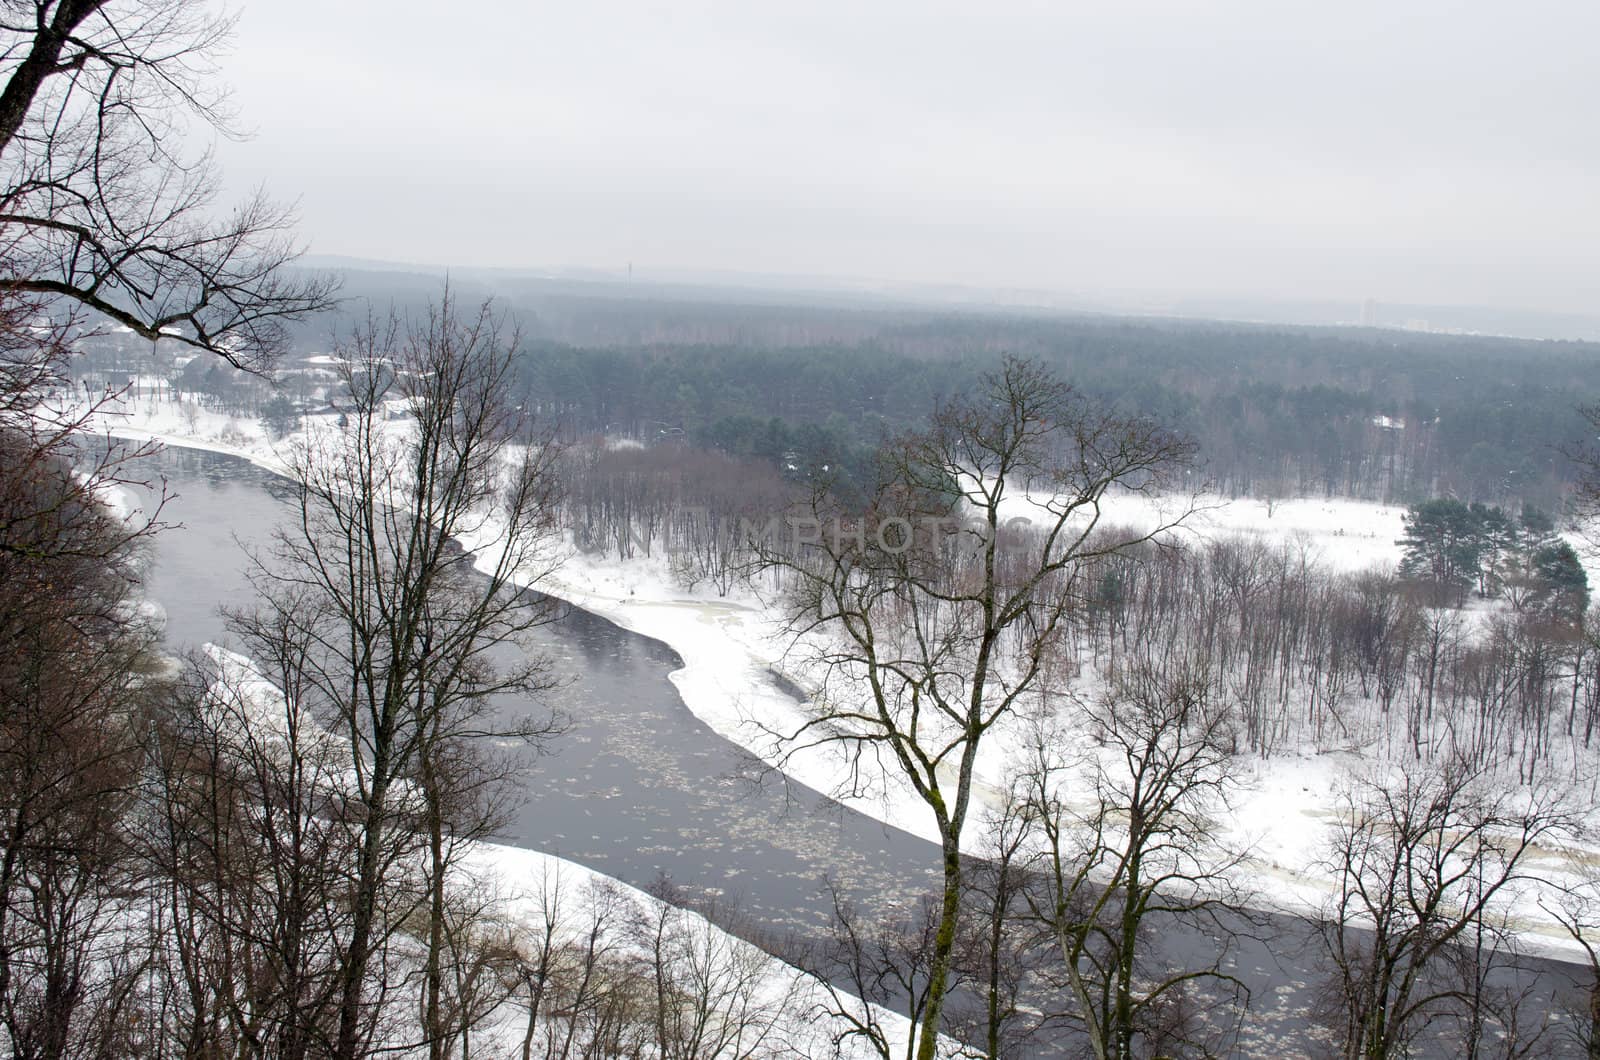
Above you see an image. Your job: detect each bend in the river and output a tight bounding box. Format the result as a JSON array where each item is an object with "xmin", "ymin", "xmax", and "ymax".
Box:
[{"xmin": 136, "ymin": 445, "xmax": 1588, "ymax": 1058}]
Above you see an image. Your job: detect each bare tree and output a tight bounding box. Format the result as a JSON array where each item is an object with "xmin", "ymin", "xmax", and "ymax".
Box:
[
  {"xmin": 1540, "ymin": 860, "xmax": 1600, "ymax": 1060},
  {"xmin": 418, "ymin": 874, "xmax": 527, "ymax": 1059},
  {"xmin": 759, "ymin": 356, "xmax": 1196, "ymax": 1058},
  {"xmin": 1317, "ymin": 760, "xmax": 1577, "ymax": 1059},
  {"xmin": 961, "ymin": 793, "xmax": 1047, "ymax": 1059},
  {"xmin": 0, "ymin": 572, "xmax": 151, "ymax": 1060},
  {"xmin": 790, "ymin": 882, "xmax": 968, "ymax": 1060},
  {"xmin": 0, "ymin": 11, "xmax": 335, "ymax": 1038},
  {"xmin": 142, "ymin": 647, "xmax": 358, "ymax": 1058},
  {"xmin": 0, "ymin": 291, "xmax": 167, "ymax": 575},
  {"xmin": 0, "ymin": 292, "xmax": 165, "ymax": 1059},
  {"xmin": 636, "ymin": 877, "xmax": 800, "ymax": 1060},
  {"xmin": 0, "ymin": 0, "xmax": 336, "ymax": 370},
  {"xmin": 229, "ymin": 293, "xmax": 565, "ymax": 1060},
  {"xmin": 1019, "ymin": 659, "xmax": 1252, "ymax": 1060},
  {"xmin": 508, "ymin": 868, "xmax": 641, "ymax": 1060}
]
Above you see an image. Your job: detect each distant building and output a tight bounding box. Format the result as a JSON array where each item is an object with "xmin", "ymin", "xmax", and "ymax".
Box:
[{"xmin": 1359, "ymin": 298, "xmax": 1379, "ymax": 327}]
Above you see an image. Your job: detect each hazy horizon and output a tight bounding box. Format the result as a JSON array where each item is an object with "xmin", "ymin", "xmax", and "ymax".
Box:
[
  {"xmin": 218, "ymin": 1, "xmax": 1600, "ymax": 321},
  {"xmin": 294, "ymin": 251, "xmax": 1600, "ymax": 343}
]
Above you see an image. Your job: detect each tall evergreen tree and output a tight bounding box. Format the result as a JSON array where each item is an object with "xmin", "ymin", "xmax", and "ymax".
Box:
[{"xmin": 1397, "ymin": 499, "xmax": 1484, "ymax": 604}]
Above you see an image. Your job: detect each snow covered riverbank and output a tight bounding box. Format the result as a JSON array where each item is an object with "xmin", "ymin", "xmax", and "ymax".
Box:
[
  {"xmin": 82, "ymin": 395, "xmax": 944, "ymax": 1056},
  {"xmin": 79, "ymin": 390, "xmax": 1600, "ymax": 966}
]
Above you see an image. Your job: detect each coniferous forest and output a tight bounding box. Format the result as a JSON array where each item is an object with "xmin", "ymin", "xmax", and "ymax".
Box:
[{"xmin": 448, "ymin": 292, "xmax": 1599, "ymax": 508}]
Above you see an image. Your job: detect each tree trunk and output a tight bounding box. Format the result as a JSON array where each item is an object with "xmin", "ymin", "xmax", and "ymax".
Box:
[
  {"xmin": 915, "ymin": 839, "xmax": 962, "ymax": 1060},
  {"xmin": 423, "ymin": 741, "xmax": 448, "ymax": 1060},
  {"xmin": 335, "ymin": 763, "xmax": 392, "ymax": 1060}
]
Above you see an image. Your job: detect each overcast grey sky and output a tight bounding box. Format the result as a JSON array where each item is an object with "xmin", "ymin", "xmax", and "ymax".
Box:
[{"xmin": 214, "ymin": 1, "xmax": 1600, "ymax": 314}]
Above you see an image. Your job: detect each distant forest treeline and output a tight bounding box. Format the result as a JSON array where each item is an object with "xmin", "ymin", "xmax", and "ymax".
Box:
[
  {"xmin": 511, "ymin": 324, "xmax": 1600, "ymax": 509},
  {"xmin": 286, "ymin": 272, "xmax": 1600, "ymax": 508}
]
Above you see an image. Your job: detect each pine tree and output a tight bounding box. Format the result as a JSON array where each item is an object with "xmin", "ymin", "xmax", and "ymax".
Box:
[{"xmin": 1397, "ymin": 499, "xmax": 1483, "ymax": 605}]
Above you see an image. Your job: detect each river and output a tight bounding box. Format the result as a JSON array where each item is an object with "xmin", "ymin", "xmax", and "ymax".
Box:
[{"xmin": 135, "ymin": 445, "xmax": 1590, "ymax": 1057}]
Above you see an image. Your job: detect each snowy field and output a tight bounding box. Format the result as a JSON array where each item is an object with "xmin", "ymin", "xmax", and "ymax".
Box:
[{"xmin": 74, "ymin": 390, "xmax": 1600, "ymax": 964}]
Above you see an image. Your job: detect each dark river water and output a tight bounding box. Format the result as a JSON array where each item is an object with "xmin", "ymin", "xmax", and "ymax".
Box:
[
  {"xmin": 139, "ymin": 446, "xmax": 943, "ymax": 932},
  {"xmin": 134, "ymin": 445, "xmax": 1590, "ymax": 1057}
]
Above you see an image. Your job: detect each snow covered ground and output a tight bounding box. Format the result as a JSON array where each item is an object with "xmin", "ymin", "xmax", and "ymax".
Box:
[
  {"xmin": 456, "ymin": 843, "xmax": 939, "ymax": 1059},
  {"xmin": 545, "ymin": 502, "xmax": 1600, "ymax": 962},
  {"xmin": 75, "ymin": 389, "xmax": 1600, "ymax": 965}
]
